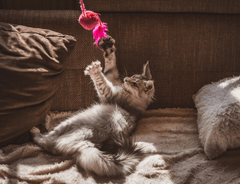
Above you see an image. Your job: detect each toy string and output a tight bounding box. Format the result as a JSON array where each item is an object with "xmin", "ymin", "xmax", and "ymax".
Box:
[{"xmin": 79, "ymin": 0, "xmax": 86, "ymax": 16}]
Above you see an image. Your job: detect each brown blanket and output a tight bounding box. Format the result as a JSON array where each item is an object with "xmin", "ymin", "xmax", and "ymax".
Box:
[{"xmin": 1, "ymin": 108, "xmax": 240, "ymax": 184}]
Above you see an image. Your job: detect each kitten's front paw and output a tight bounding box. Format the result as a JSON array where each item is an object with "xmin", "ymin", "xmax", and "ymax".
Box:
[
  {"xmin": 84, "ymin": 61, "xmax": 102, "ymax": 76},
  {"xmin": 98, "ymin": 36, "xmax": 116, "ymax": 55}
]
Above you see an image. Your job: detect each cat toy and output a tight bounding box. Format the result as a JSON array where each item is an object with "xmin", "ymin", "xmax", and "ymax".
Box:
[{"xmin": 78, "ymin": 0, "xmax": 108, "ymax": 49}]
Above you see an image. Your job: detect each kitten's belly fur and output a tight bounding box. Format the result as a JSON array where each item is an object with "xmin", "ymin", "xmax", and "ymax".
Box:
[{"xmin": 45, "ymin": 104, "xmax": 136, "ymax": 155}]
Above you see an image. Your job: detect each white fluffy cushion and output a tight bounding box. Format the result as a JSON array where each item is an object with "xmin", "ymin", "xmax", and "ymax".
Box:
[{"xmin": 194, "ymin": 76, "xmax": 240, "ymax": 159}]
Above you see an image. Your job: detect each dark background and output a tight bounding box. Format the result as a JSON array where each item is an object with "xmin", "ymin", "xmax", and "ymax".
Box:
[{"xmin": 1, "ymin": 1, "xmax": 240, "ymax": 110}]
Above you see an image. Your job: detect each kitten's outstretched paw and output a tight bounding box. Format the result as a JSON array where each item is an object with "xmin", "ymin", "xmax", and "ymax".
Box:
[
  {"xmin": 98, "ymin": 35, "xmax": 116, "ymax": 55},
  {"xmin": 30, "ymin": 127, "xmax": 40, "ymax": 134},
  {"xmin": 84, "ymin": 61, "xmax": 102, "ymax": 76}
]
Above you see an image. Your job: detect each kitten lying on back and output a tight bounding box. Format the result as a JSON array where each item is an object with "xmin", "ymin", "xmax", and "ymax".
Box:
[{"xmin": 0, "ymin": 36, "xmax": 155, "ymax": 179}]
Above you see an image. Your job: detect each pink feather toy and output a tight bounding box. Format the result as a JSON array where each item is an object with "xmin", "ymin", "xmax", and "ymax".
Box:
[{"xmin": 78, "ymin": 0, "xmax": 108, "ymax": 49}]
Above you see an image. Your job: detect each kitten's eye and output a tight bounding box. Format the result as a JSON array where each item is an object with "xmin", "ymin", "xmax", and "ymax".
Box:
[{"xmin": 132, "ymin": 82, "xmax": 138, "ymax": 87}]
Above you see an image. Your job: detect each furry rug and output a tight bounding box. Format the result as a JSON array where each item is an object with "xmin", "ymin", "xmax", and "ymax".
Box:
[{"xmin": 1, "ymin": 108, "xmax": 240, "ymax": 184}]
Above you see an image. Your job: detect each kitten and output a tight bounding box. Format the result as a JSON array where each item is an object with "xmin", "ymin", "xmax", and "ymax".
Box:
[{"xmin": 0, "ymin": 36, "xmax": 155, "ymax": 179}]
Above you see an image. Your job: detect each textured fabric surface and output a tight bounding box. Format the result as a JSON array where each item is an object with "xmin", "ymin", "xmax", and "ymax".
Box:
[
  {"xmin": 0, "ymin": 10, "xmax": 240, "ymax": 110},
  {"xmin": 0, "ymin": 22, "xmax": 76, "ymax": 146},
  {"xmin": 194, "ymin": 76, "xmax": 240, "ymax": 159},
  {"xmin": 1, "ymin": 108, "xmax": 240, "ymax": 183},
  {"xmin": 1, "ymin": 0, "xmax": 240, "ymax": 14}
]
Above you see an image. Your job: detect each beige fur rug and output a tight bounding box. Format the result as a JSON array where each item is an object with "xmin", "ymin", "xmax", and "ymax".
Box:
[{"xmin": 1, "ymin": 108, "xmax": 240, "ymax": 184}]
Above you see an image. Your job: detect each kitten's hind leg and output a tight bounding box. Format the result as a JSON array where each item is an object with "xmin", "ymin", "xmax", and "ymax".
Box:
[
  {"xmin": 30, "ymin": 127, "xmax": 42, "ymax": 142},
  {"xmin": 30, "ymin": 127, "xmax": 58, "ymax": 155},
  {"xmin": 99, "ymin": 36, "xmax": 122, "ymax": 86}
]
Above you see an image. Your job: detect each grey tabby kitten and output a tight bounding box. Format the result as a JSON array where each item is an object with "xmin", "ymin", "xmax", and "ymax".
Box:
[{"xmin": 30, "ymin": 36, "xmax": 155, "ymax": 177}]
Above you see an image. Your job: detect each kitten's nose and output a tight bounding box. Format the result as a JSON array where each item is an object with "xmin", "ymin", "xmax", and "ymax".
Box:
[{"xmin": 124, "ymin": 77, "xmax": 131, "ymax": 82}]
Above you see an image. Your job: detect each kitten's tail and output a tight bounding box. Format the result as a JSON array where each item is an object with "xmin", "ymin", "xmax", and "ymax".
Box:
[{"xmin": 75, "ymin": 135, "xmax": 145, "ymax": 176}]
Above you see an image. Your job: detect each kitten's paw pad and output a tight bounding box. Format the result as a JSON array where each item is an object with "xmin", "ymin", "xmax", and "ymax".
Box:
[
  {"xmin": 98, "ymin": 35, "xmax": 116, "ymax": 53},
  {"xmin": 30, "ymin": 127, "xmax": 40, "ymax": 134},
  {"xmin": 84, "ymin": 61, "xmax": 102, "ymax": 76}
]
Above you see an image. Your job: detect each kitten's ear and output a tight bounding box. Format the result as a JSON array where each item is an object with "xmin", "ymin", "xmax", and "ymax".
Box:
[{"xmin": 142, "ymin": 61, "xmax": 152, "ymax": 80}]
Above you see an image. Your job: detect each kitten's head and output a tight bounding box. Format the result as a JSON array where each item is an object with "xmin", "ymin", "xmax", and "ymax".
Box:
[{"xmin": 122, "ymin": 62, "xmax": 155, "ymax": 110}]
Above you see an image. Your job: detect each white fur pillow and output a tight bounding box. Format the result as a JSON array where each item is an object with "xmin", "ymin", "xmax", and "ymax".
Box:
[{"xmin": 194, "ymin": 76, "xmax": 240, "ymax": 159}]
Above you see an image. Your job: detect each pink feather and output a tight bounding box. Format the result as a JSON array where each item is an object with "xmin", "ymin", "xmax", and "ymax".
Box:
[{"xmin": 92, "ymin": 22, "xmax": 108, "ymax": 46}]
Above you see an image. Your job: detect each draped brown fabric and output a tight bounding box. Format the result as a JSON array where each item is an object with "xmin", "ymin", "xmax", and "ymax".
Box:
[
  {"xmin": 0, "ymin": 22, "xmax": 76, "ymax": 146},
  {"xmin": 1, "ymin": 10, "xmax": 240, "ymax": 110}
]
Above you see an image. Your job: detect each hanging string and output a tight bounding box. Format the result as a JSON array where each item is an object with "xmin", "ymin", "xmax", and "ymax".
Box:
[{"xmin": 79, "ymin": 0, "xmax": 86, "ymax": 16}]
